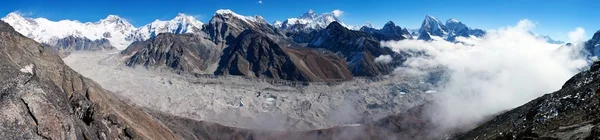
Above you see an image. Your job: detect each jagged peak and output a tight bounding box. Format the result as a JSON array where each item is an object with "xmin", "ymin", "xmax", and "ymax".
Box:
[
  {"xmin": 100, "ymin": 15, "xmax": 132, "ymax": 26},
  {"xmin": 384, "ymin": 21, "xmax": 396, "ymax": 27},
  {"xmin": 172, "ymin": 13, "xmax": 201, "ymax": 23},
  {"xmin": 104, "ymin": 15, "xmax": 123, "ymax": 20},
  {"xmin": 325, "ymin": 21, "xmax": 345, "ymax": 30},
  {"xmin": 4, "ymin": 12, "xmax": 23, "ymax": 19},
  {"xmin": 175, "ymin": 13, "xmax": 192, "ymax": 19},
  {"xmin": 2, "ymin": 12, "xmax": 33, "ymax": 22},
  {"xmin": 447, "ymin": 18, "xmax": 460, "ymax": 24},
  {"xmin": 300, "ymin": 9, "xmax": 318, "ymax": 19},
  {"xmin": 215, "ymin": 9, "xmax": 236, "ymax": 15},
  {"xmin": 593, "ymin": 30, "xmax": 600, "ymax": 40},
  {"xmin": 425, "ymin": 15, "xmax": 437, "ymax": 20},
  {"xmin": 212, "ymin": 9, "xmax": 263, "ymax": 25},
  {"xmin": 421, "ymin": 15, "xmax": 444, "ymax": 27},
  {"xmin": 363, "ymin": 22, "xmax": 374, "ymax": 28}
]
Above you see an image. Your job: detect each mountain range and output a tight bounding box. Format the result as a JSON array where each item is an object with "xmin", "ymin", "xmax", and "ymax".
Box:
[
  {"xmin": 1, "ymin": 12, "xmax": 203, "ymax": 50},
  {"xmin": 1, "ymin": 9, "xmax": 569, "ymax": 82},
  {"xmin": 3, "ymin": 7, "xmax": 600, "ymax": 140},
  {"xmin": 1, "ymin": 10, "xmax": 566, "ymax": 50},
  {"xmin": 3, "ymin": 18, "xmax": 600, "ymax": 138}
]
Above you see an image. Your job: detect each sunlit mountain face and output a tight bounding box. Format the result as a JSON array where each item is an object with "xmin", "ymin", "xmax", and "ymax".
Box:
[{"xmin": 0, "ymin": 1, "xmax": 597, "ymax": 139}]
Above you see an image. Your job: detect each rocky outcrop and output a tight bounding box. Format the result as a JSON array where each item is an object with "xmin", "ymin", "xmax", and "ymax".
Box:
[
  {"xmin": 123, "ymin": 33, "xmax": 222, "ymax": 74},
  {"xmin": 47, "ymin": 36, "xmax": 116, "ymax": 51},
  {"xmin": 0, "ymin": 20, "xmax": 179, "ymax": 139},
  {"xmin": 215, "ymin": 30, "xmax": 353, "ymax": 82},
  {"xmin": 454, "ymin": 61, "xmax": 600, "ymax": 139},
  {"xmin": 290, "ymin": 21, "xmax": 406, "ymax": 77},
  {"xmin": 584, "ymin": 30, "xmax": 600, "ymax": 62}
]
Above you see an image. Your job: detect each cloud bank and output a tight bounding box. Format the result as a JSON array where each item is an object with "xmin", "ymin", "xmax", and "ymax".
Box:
[{"xmin": 382, "ymin": 19, "xmax": 588, "ymax": 133}]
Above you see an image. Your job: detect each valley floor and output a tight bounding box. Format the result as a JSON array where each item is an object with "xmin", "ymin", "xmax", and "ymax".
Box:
[{"xmin": 63, "ymin": 51, "xmax": 436, "ymax": 130}]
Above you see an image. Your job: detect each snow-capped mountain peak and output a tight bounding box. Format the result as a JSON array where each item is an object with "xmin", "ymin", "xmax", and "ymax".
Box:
[
  {"xmin": 273, "ymin": 20, "xmax": 283, "ymax": 28},
  {"xmin": 421, "ymin": 15, "xmax": 445, "ymax": 32},
  {"xmin": 363, "ymin": 22, "xmax": 375, "ymax": 29},
  {"xmin": 447, "ymin": 18, "xmax": 460, "ymax": 24},
  {"xmin": 417, "ymin": 15, "xmax": 486, "ymax": 41},
  {"xmin": 1, "ymin": 11, "xmax": 209, "ymax": 50},
  {"xmin": 214, "ymin": 9, "xmax": 263, "ymax": 24},
  {"xmin": 132, "ymin": 13, "xmax": 204, "ymax": 41},
  {"xmin": 279, "ymin": 9, "xmax": 348, "ymax": 31},
  {"xmin": 300, "ymin": 9, "xmax": 318, "ymax": 19},
  {"xmin": 418, "ymin": 15, "xmax": 448, "ymax": 40}
]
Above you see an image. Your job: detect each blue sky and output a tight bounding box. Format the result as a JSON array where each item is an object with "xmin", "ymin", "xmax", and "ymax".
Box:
[{"xmin": 1, "ymin": 0, "xmax": 597, "ymax": 41}]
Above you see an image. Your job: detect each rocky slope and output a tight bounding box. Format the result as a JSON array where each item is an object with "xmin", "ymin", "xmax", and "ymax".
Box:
[
  {"xmin": 47, "ymin": 36, "xmax": 115, "ymax": 52},
  {"xmin": 0, "ymin": 20, "xmax": 180, "ymax": 139},
  {"xmin": 203, "ymin": 9, "xmax": 281, "ymax": 45},
  {"xmin": 123, "ymin": 33, "xmax": 222, "ymax": 74},
  {"xmin": 215, "ymin": 29, "xmax": 353, "ymax": 82},
  {"xmin": 454, "ymin": 61, "xmax": 600, "ymax": 139},
  {"xmin": 290, "ymin": 21, "xmax": 406, "ymax": 77}
]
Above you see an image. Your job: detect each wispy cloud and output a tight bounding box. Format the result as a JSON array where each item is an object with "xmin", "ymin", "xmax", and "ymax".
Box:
[
  {"xmin": 258, "ymin": 0, "xmax": 263, "ymax": 4},
  {"xmin": 12, "ymin": 10, "xmax": 35, "ymax": 17},
  {"xmin": 332, "ymin": 9, "xmax": 344, "ymax": 17}
]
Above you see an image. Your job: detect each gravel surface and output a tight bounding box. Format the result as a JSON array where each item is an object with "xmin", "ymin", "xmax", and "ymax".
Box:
[{"xmin": 63, "ymin": 51, "xmax": 435, "ymax": 130}]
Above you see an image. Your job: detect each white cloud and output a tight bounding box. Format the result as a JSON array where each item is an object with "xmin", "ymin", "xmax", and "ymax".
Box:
[
  {"xmin": 258, "ymin": 0, "xmax": 263, "ymax": 4},
  {"xmin": 374, "ymin": 55, "xmax": 392, "ymax": 64},
  {"xmin": 569, "ymin": 27, "xmax": 586, "ymax": 45},
  {"xmin": 332, "ymin": 10, "xmax": 344, "ymax": 17},
  {"xmin": 382, "ymin": 19, "xmax": 587, "ymax": 132}
]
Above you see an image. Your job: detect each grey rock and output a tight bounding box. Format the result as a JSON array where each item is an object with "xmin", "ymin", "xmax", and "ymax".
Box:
[
  {"xmin": 123, "ymin": 33, "xmax": 222, "ymax": 74},
  {"xmin": 0, "ymin": 20, "xmax": 179, "ymax": 140},
  {"xmin": 47, "ymin": 36, "xmax": 116, "ymax": 52}
]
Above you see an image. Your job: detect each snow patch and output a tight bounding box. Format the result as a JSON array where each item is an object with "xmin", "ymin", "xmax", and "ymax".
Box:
[{"xmin": 19, "ymin": 64, "xmax": 34, "ymax": 74}]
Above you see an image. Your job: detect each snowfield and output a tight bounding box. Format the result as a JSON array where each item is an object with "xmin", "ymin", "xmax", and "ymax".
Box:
[{"xmin": 63, "ymin": 51, "xmax": 435, "ymax": 130}]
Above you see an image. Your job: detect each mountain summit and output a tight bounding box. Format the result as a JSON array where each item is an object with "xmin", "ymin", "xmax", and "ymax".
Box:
[
  {"xmin": 276, "ymin": 9, "xmax": 349, "ymax": 31},
  {"xmin": 417, "ymin": 15, "xmax": 485, "ymax": 41}
]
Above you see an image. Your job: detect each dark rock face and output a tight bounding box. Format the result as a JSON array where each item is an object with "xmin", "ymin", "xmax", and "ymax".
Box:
[
  {"xmin": 123, "ymin": 33, "xmax": 222, "ymax": 74},
  {"xmin": 454, "ymin": 61, "xmax": 600, "ymax": 139},
  {"xmin": 215, "ymin": 30, "xmax": 353, "ymax": 82},
  {"xmin": 0, "ymin": 20, "xmax": 179, "ymax": 139},
  {"xmin": 445, "ymin": 20, "xmax": 485, "ymax": 42},
  {"xmin": 290, "ymin": 21, "xmax": 406, "ymax": 77},
  {"xmin": 48, "ymin": 36, "xmax": 115, "ymax": 51},
  {"xmin": 360, "ymin": 21, "xmax": 412, "ymax": 41},
  {"xmin": 584, "ymin": 30, "xmax": 600, "ymax": 62}
]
